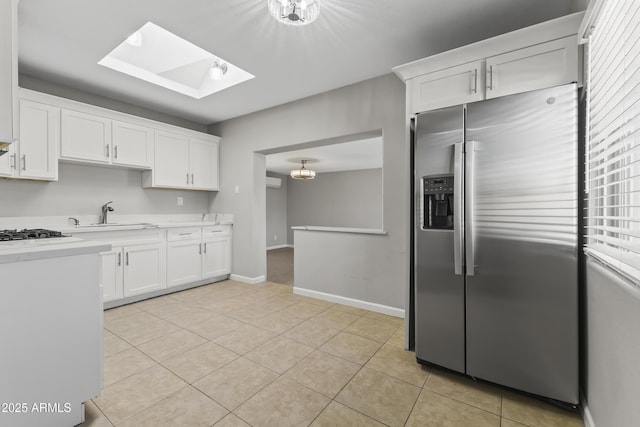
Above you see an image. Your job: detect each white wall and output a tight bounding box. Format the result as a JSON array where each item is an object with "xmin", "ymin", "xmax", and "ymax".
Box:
[
  {"xmin": 209, "ymin": 73, "xmax": 408, "ymax": 302},
  {"xmin": 287, "ymin": 168, "xmax": 383, "ymax": 244},
  {"xmin": 0, "ymin": 163, "xmax": 208, "ymax": 217},
  {"xmin": 266, "ymin": 172, "xmax": 288, "ymax": 248},
  {"xmin": 584, "ymin": 258, "xmax": 640, "ymax": 427}
]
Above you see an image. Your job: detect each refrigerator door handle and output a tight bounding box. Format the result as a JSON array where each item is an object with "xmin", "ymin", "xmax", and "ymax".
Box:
[
  {"xmin": 465, "ymin": 140, "xmax": 476, "ymax": 276},
  {"xmin": 453, "ymin": 142, "xmax": 464, "ymax": 275}
]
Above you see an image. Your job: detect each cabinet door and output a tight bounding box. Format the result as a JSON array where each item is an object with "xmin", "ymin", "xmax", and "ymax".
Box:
[
  {"xmin": 101, "ymin": 247, "xmax": 124, "ymax": 303},
  {"xmin": 167, "ymin": 240, "xmax": 202, "ymax": 287},
  {"xmin": 61, "ymin": 109, "xmax": 111, "ymax": 163},
  {"xmin": 18, "ymin": 99, "xmax": 59, "ymax": 180},
  {"xmin": 485, "ymin": 36, "xmax": 578, "ymax": 100},
  {"xmin": 189, "ymin": 138, "xmax": 218, "ymax": 190},
  {"xmin": 123, "ymin": 242, "xmax": 166, "ymax": 297},
  {"xmin": 153, "ymin": 131, "xmax": 190, "ymax": 188},
  {"xmin": 202, "ymin": 235, "xmax": 231, "ymax": 278},
  {"xmin": 112, "ymin": 120, "xmax": 153, "ymax": 168},
  {"xmin": 411, "ymin": 60, "xmax": 484, "ymax": 113}
]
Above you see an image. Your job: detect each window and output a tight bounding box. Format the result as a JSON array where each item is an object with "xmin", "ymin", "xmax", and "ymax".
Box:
[{"xmin": 585, "ymin": 0, "xmax": 640, "ymax": 284}]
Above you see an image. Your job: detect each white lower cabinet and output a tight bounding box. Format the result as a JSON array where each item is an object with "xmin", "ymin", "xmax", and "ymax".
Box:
[
  {"xmin": 101, "ymin": 247, "xmax": 124, "ymax": 303},
  {"xmin": 167, "ymin": 227, "xmax": 202, "ymax": 288},
  {"xmin": 166, "ymin": 225, "xmax": 232, "ymax": 287},
  {"xmin": 202, "ymin": 232, "xmax": 231, "ymax": 278},
  {"xmin": 123, "ymin": 242, "xmax": 166, "ymax": 297},
  {"xmin": 76, "ymin": 229, "xmax": 166, "ymax": 304},
  {"xmin": 80, "ymin": 225, "xmax": 230, "ymax": 306}
]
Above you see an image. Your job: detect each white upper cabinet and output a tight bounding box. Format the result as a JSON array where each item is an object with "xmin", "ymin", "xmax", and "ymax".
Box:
[
  {"xmin": 144, "ymin": 131, "xmax": 219, "ymax": 191},
  {"xmin": 60, "ymin": 111, "xmax": 153, "ymax": 168},
  {"xmin": 412, "ymin": 61, "xmax": 484, "ymax": 113},
  {"xmin": 17, "ymin": 88, "xmax": 220, "ymax": 190},
  {"xmin": 484, "ymin": 37, "xmax": 578, "ymax": 100},
  {"xmin": 152, "ymin": 131, "xmax": 190, "ymax": 187},
  {"xmin": 0, "ymin": 0, "xmax": 18, "ymax": 147},
  {"xmin": 0, "ymin": 99, "xmax": 58, "ymax": 180},
  {"xmin": 189, "ymin": 137, "xmax": 218, "ymax": 190},
  {"xmin": 111, "ymin": 120, "xmax": 153, "ymax": 168},
  {"xmin": 394, "ymin": 13, "xmax": 584, "ymax": 115},
  {"xmin": 61, "ymin": 109, "xmax": 112, "ymax": 163}
]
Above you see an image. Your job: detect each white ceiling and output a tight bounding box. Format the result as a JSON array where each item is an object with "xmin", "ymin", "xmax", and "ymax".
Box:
[
  {"xmin": 265, "ymin": 136, "xmax": 382, "ymax": 175},
  {"xmin": 17, "ymin": 0, "xmax": 584, "ymax": 126}
]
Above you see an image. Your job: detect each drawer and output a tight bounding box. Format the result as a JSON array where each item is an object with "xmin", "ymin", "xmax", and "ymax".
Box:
[
  {"xmin": 167, "ymin": 227, "xmax": 201, "ymax": 242},
  {"xmin": 202, "ymin": 225, "xmax": 231, "ymax": 238}
]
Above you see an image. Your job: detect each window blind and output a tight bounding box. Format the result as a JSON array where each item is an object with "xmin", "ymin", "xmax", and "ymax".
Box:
[{"xmin": 586, "ymin": 0, "xmax": 640, "ymax": 284}]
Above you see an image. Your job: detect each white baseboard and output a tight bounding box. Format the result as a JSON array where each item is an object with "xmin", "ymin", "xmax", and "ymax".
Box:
[
  {"xmin": 581, "ymin": 393, "xmax": 595, "ymax": 427},
  {"xmin": 266, "ymin": 244, "xmax": 293, "ymax": 250},
  {"xmin": 230, "ymin": 274, "xmax": 266, "ymax": 284},
  {"xmin": 293, "ymin": 287, "xmax": 405, "ymax": 318}
]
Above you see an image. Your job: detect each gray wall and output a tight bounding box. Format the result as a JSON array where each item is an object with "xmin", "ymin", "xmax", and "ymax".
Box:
[
  {"xmin": 1, "ymin": 77, "xmax": 210, "ymax": 218},
  {"xmin": 287, "ymin": 168, "xmax": 383, "ymax": 244},
  {"xmin": 0, "ymin": 163, "xmax": 208, "ymax": 217},
  {"xmin": 266, "ymin": 172, "xmax": 288, "ymax": 248},
  {"xmin": 584, "ymin": 258, "xmax": 640, "ymax": 427},
  {"xmin": 208, "ymin": 73, "xmax": 408, "ymax": 293}
]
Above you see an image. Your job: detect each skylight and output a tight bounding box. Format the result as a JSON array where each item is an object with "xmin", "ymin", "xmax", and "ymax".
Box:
[{"xmin": 98, "ymin": 22, "xmax": 254, "ymax": 99}]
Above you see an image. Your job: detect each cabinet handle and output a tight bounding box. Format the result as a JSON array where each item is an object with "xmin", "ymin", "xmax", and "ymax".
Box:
[
  {"xmin": 179, "ymin": 233, "xmax": 193, "ymax": 236},
  {"xmin": 125, "ymin": 252, "xmax": 129, "ymax": 266},
  {"xmin": 10, "ymin": 153, "xmax": 16, "ymax": 170},
  {"xmin": 199, "ymin": 243, "xmax": 202, "ymax": 254},
  {"xmin": 191, "ymin": 173, "xmax": 194, "ymax": 184},
  {"xmin": 487, "ymin": 65, "xmax": 494, "ymax": 91},
  {"xmin": 21, "ymin": 155, "xmax": 26, "ymax": 171},
  {"xmin": 204, "ymin": 243, "xmax": 207, "ymax": 253},
  {"xmin": 186, "ymin": 173, "xmax": 190, "ymax": 184},
  {"xmin": 117, "ymin": 252, "xmax": 122, "ymax": 266},
  {"xmin": 106, "ymin": 145, "xmax": 110, "ymax": 158},
  {"xmin": 114, "ymin": 145, "xmax": 118, "ymax": 159},
  {"xmin": 471, "ymin": 68, "xmax": 478, "ymax": 94}
]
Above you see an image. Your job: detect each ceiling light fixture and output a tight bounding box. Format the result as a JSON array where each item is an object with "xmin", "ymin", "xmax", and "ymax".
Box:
[
  {"xmin": 267, "ymin": 0, "xmax": 321, "ymax": 26},
  {"xmin": 290, "ymin": 160, "xmax": 316, "ymax": 180},
  {"xmin": 125, "ymin": 31, "xmax": 142, "ymax": 47},
  {"xmin": 209, "ymin": 60, "xmax": 228, "ymax": 81}
]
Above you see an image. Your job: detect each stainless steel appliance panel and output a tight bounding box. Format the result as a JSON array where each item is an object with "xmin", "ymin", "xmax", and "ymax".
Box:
[
  {"xmin": 465, "ymin": 85, "xmax": 579, "ymax": 403},
  {"xmin": 414, "ymin": 106, "xmax": 465, "ymax": 373}
]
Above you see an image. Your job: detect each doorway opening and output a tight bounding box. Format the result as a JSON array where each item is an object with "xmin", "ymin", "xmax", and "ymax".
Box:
[{"xmin": 261, "ymin": 130, "xmax": 384, "ymax": 286}]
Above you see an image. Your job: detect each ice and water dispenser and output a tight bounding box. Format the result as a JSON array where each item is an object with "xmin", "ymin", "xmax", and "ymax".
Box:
[{"xmin": 421, "ymin": 175, "xmax": 454, "ymax": 229}]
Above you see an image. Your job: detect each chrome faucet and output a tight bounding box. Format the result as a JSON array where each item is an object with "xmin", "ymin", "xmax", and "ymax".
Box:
[{"xmin": 100, "ymin": 201, "xmax": 114, "ymax": 224}]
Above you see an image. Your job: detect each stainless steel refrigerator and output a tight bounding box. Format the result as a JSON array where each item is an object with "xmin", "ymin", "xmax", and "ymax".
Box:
[{"xmin": 414, "ymin": 83, "xmax": 578, "ymax": 405}]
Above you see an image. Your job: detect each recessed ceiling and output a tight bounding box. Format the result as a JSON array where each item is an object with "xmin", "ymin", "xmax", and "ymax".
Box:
[
  {"xmin": 98, "ymin": 22, "xmax": 254, "ymax": 99},
  {"xmin": 17, "ymin": 0, "xmax": 585, "ymax": 125},
  {"xmin": 265, "ymin": 137, "xmax": 383, "ymax": 175}
]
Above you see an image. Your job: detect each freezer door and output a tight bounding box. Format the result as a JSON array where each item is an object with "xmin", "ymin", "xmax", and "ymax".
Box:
[
  {"xmin": 465, "ymin": 84, "xmax": 579, "ymax": 404},
  {"xmin": 414, "ymin": 106, "xmax": 466, "ymax": 373}
]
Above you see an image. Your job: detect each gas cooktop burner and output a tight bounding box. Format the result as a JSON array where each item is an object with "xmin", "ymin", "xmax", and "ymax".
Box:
[{"xmin": 0, "ymin": 228, "xmax": 67, "ymax": 241}]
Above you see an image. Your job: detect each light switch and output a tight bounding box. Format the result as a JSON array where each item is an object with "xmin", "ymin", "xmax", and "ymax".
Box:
[
  {"xmin": 177, "ymin": 196, "xmax": 183, "ymax": 206},
  {"xmin": 234, "ymin": 185, "xmax": 240, "ymax": 194}
]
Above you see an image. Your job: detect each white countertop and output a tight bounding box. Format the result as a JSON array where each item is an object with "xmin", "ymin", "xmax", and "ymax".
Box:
[
  {"xmin": 0, "ymin": 237, "xmax": 111, "ymax": 264},
  {"xmin": 60, "ymin": 220, "xmax": 233, "ymax": 234},
  {"xmin": 0, "ymin": 213, "xmax": 234, "ymax": 233}
]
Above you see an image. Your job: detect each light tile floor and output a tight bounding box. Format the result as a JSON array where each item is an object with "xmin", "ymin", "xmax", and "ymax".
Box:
[{"xmin": 83, "ymin": 280, "xmax": 584, "ymax": 427}]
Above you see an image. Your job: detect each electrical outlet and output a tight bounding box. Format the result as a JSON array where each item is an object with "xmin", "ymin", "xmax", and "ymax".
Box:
[{"xmin": 177, "ymin": 196, "xmax": 183, "ymax": 206}]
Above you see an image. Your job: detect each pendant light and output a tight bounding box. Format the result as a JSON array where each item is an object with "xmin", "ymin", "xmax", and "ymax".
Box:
[
  {"xmin": 290, "ymin": 160, "xmax": 316, "ymax": 180},
  {"xmin": 267, "ymin": 0, "xmax": 321, "ymax": 26}
]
